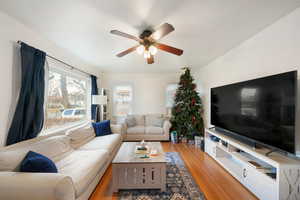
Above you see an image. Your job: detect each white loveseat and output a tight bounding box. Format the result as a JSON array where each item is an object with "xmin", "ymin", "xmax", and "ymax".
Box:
[
  {"xmin": 123, "ymin": 114, "xmax": 171, "ymax": 141},
  {"xmin": 0, "ymin": 123, "xmax": 123, "ymax": 200}
]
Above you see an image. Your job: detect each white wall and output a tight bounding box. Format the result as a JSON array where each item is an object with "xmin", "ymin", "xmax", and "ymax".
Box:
[
  {"xmin": 194, "ymin": 7, "xmax": 300, "ymax": 153},
  {"xmin": 0, "ymin": 11, "xmax": 102, "ymax": 147},
  {"xmin": 102, "ymin": 72, "xmax": 180, "ymax": 116}
]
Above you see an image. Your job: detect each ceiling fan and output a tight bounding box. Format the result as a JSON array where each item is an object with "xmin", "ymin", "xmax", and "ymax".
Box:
[{"xmin": 110, "ymin": 23, "xmax": 183, "ymax": 64}]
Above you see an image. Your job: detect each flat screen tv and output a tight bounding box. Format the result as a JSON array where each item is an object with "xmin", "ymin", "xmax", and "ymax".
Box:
[{"xmin": 211, "ymin": 71, "xmax": 297, "ymax": 154}]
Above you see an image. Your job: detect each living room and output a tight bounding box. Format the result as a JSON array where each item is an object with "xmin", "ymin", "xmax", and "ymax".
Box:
[{"xmin": 1, "ymin": 1, "xmax": 300, "ymax": 200}]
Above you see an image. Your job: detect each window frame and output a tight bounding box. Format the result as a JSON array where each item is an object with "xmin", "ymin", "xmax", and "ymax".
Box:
[
  {"xmin": 112, "ymin": 84, "xmax": 134, "ymax": 117},
  {"xmin": 166, "ymin": 83, "xmax": 178, "ymax": 108},
  {"xmin": 40, "ymin": 62, "xmax": 91, "ymax": 136}
]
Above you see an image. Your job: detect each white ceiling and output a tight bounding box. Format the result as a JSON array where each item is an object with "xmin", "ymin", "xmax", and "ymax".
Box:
[{"xmin": 1, "ymin": 0, "xmax": 300, "ymax": 73}]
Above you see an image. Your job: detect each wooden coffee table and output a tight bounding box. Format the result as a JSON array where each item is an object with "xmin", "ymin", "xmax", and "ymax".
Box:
[{"xmin": 112, "ymin": 142, "xmax": 166, "ymax": 192}]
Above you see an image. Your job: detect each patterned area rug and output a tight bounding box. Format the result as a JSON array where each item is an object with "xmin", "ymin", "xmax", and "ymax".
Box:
[{"xmin": 119, "ymin": 152, "xmax": 206, "ymax": 200}]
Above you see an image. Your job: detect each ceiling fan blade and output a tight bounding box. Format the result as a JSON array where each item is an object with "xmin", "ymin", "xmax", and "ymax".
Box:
[
  {"xmin": 110, "ymin": 30, "xmax": 141, "ymax": 42},
  {"xmin": 155, "ymin": 43, "xmax": 183, "ymax": 56},
  {"xmin": 116, "ymin": 45, "xmax": 139, "ymax": 57},
  {"xmin": 147, "ymin": 55, "xmax": 154, "ymax": 64},
  {"xmin": 151, "ymin": 23, "xmax": 175, "ymax": 40}
]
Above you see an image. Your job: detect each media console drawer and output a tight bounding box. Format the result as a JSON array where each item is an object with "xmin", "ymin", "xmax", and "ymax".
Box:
[{"xmin": 242, "ymin": 166, "xmax": 276, "ymax": 200}]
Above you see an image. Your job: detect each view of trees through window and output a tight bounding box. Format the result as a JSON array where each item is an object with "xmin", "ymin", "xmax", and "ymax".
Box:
[{"xmin": 44, "ymin": 69, "xmax": 89, "ymax": 130}]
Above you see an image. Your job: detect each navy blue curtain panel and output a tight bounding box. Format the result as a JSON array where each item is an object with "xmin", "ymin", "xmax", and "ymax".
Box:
[
  {"xmin": 91, "ymin": 75, "xmax": 98, "ymax": 120},
  {"xmin": 6, "ymin": 42, "xmax": 46, "ymax": 145}
]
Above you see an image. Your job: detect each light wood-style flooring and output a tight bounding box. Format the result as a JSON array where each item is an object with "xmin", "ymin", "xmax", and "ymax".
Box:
[{"xmin": 89, "ymin": 142, "xmax": 258, "ymax": 200}]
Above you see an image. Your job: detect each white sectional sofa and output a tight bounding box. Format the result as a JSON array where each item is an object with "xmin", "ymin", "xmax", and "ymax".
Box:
[
  {"xmin": 123, "ymin": 114, "xmax": 171, "ymax": 141},
  {"xmin": 0, "ymin": 123, "xmax": 123, "ymax": 200}
]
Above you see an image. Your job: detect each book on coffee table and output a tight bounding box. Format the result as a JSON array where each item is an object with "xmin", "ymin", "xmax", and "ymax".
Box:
[{"xmin": 135, "ymin": 145, "xmax": 150, "ymax": 154}]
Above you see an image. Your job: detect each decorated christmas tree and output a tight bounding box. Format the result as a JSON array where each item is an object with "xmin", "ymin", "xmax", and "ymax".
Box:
[{"xmin": 170, "ymin": 67, "xmax": 204, "ymax": 140}]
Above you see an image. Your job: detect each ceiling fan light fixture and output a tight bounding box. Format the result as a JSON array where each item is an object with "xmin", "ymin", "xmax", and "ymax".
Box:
[
  {"xmin": 149, "ymin": 45, "xmax": 157, "ymax": 55},
  {"xmin": 136, "ymin": 45, "xmax": 145, "ymax": 55},
  {"xmin": 143, "ymin": 50, "xmax": 151, "ymax": 59},
  {"xmin": 110, "ymin": 23, "xmax": 182, "ymax": 64}
]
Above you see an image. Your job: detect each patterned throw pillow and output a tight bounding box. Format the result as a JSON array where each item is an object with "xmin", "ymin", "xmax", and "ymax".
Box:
[{"xmin": 125, "ymin": 116, "xmax": 136, "ymax": 127}]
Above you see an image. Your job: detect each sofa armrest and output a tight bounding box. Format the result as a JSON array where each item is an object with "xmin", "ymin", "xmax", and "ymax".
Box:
[
  {"xmin": 111, "ymin": 124, "xmax": 124, "ymax": 135},
  {"xmin": 163, "ymin": 120, "xmax": 171, "ymax": 137},
  {"xmin": 123, "ymin": 122, "xmax": 128, "ymax": 132},
  {"xmin": 0, "ymin": 172, "xmax": 75, "ymax": 200}
]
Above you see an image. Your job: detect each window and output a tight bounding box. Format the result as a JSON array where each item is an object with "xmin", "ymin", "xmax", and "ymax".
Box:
[
  {"xmin": 44, "ymin": 65, "xmax": 91, "ymax": 132},
  {"xmin": 113, "ymin": 85, "xmax": 133, "ymax": 117},
  {"xmin": 166, "ymin": 83, "xmax": 178, "ymax": 108}
]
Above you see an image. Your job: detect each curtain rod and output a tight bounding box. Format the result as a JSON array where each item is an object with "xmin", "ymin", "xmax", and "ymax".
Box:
[{"xmin": 17, "ymin": 40, "xmax": 96, "ymax": 78}]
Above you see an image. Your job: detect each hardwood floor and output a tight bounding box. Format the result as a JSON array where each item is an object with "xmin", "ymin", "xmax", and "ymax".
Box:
[{"xmin": 89, "ymin": 142, "xmax": 258, "ymax": 200}]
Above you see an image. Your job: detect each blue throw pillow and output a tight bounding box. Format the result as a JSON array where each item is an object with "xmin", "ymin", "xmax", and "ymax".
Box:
[
  {"xmin": 20, "ymin": 151, "xmax": 58, "ymax": 173},
  {"xmin": 92, "ymin": 120, "xmax": 112, "ymax": 136}
]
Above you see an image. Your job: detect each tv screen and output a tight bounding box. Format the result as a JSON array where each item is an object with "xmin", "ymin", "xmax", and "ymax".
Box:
[{"xmin": 211, "ymin": 71, "xmax": 297, "ymax": 154}]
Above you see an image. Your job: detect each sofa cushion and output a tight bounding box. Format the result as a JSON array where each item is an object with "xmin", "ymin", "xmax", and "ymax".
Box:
[
  {"xmin": 145, "ymin": 126, "xmax": 164, "ymax": 135},
  {"xmin": 0, "ymin": 135, "xmax": 72, "ymax": 171},
  {"xmin": 92, "ymin": 120, "xmax": 112, "ymax": 136},
  {"xmin": 66, "ymin": 124, "xmax": 95, "ymax": 149},
  {"xmin": 30, "ymin": 135, "xmax": 72, "ymax": 162},
  {"xmin": 56, "ymin": 149, "xmax": 108, "ymax": 197},
  {"xmin": 78, "ymin": 134, "xmax": 121, "ymax": 155},
  {"xmin": 145, "ymin": 114, "xmax": 164, "ymax": 127},
  {"xmin": 20, "ymin": 151, "xmax": 58, "ymax": 173},
  {"xmin": 125, "ymin": 116, "xmax": 136, "ymax": 127},
  {"xmin": 127, "ymin": 126, "xmax": 145, "ymax": 135}
]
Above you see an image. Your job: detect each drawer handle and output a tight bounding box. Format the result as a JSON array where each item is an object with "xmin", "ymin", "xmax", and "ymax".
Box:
[{"xmin": 243, "ymin": 168, "xmax": 247, "ymax": 178}]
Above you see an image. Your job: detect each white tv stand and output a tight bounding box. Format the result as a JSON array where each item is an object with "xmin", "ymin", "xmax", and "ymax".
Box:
[{"xmin": 205, "ymin": 128, "xmax": 300, "ymax": 200}]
